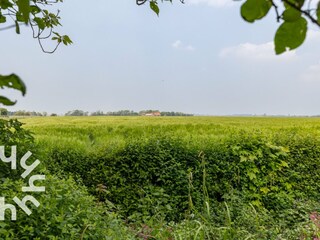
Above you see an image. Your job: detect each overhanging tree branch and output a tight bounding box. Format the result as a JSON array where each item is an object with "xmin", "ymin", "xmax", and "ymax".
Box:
[
  {"xmin": 281, "ymin": 0, "xmax": 320, "ymax": 27},
  {"xmin": 271, "ymin": 1, "xmax": 281, "ymax": 22}
]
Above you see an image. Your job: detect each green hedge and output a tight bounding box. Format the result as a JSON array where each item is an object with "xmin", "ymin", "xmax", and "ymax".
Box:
[{"xmin": 42, "ymin": 132, "xmax": 320, "ymax": 224}]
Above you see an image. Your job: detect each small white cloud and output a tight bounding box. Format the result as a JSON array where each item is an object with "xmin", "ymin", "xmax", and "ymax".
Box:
[
  {"xmin": 172, "ymin": 40, "xmax": 182, "ymax": 49},
  {"xmin": 172, "ymin": 40, "xmax": 195, "ymax": 51},
  {"xmin": 219, "ymin": 42, "xmax": 296, "ymax": 61},
  {"xmin": 186, "ymin": 0, "xmax": 235, "ymax": 7},
  {"xmin": 300, "ymin": 62, "xmax": 320, "ymax": 82}
]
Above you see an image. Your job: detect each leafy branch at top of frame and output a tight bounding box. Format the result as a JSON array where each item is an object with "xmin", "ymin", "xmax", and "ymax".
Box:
[
  {"xmin": 140, "ymin": 0, "xmax": 320, "ymax": 55},
  {"xmin": 232, "ymin": 0, "xmax": 320, "ymax": 54},
  {"xmin": 240, "ymin": 0, "xmax": 319, "ymax": 54},
  {"xmin": 137, "ymin": 0, "xmax": 185, "ymax": 16},
  {"xmin": 0, "ymin": 0, "xmax": 72, "ymax": 54},
  {"xmin": 0, "ymin": 0, "xmax": 72, "ymax": 106}
]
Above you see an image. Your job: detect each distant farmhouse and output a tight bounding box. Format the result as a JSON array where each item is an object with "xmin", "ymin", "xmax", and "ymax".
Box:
[{"xmin": 144, "ymin": 111, "xmax": 161, "ymax": 116}]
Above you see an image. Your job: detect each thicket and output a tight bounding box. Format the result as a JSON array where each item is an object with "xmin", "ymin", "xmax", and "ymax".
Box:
[
  {"xmin": 39, "ymin": 125, "xmax": 320, "ymax": 238},
  {"xmin": 0, "ymin": 119, "xmax": 134, "ymax": 239}
]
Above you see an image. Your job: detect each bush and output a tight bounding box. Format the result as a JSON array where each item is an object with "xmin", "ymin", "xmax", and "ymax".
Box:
[
  {"xmin": 0, "ymin": 119, "xmax": 134, "ymax": 239},
  {"xmin": 0, "ymin": 119, "xmax": 35, "ymax": 180},
  {"xmin": 44, "ymin": 136, "xmax": 199, "ymax": 221},
  {"xmin": 0, "ymin": 174, "xmax": 135, "ymax": 239}
]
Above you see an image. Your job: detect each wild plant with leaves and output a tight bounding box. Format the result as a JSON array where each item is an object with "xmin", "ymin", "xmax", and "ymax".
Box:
[{"xmin": 0, "ymin": 0, "xmax": 71, "ymax": 106}]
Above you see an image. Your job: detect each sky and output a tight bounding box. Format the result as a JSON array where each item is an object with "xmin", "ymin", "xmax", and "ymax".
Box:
[{"xmin": 2, "ymin": 0, "xmax": 320, "ymax": 116}]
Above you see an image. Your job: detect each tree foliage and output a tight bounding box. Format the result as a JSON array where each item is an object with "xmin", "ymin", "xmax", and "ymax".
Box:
[
  {"xmin": 0, "ymin": 0, "xmax": 72, "ymax": 50},
  {"xmin": 65, "ymin": 110, "xmax": 89, "ymax": 116},
  {"xmin": 240, "ymin": 0, "xmax": 316, "ymax": 55},
  {"xmin": 0, "ymin": 0, "xmax": 71, "ymax": 106},
  {"xmin": 0, "ymin": 74, "xmax": 26, "ymax": 106}
]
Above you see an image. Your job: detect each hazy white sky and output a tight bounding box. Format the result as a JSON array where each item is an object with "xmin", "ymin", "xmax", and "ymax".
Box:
[{"xmin": 2, "ymin": 0, "xmax": 320, "ymax": 115}]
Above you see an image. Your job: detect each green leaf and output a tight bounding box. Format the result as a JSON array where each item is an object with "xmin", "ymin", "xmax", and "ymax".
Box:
[
  {"xmin": 30, "ymin": 5, "xmax": 41, "ymax": 15},
  {"xmin": 0, "ymin": 96, "xmax": 16, "ymax": 106},
  {"xmin": 317, "ymin": 2, "xmax": 320, "ymax": 24},
  {"xmin": 0, "ymin": 14, "xmax": 6, "ymax": 23},
  {"xmin": 0, "ymin": 74, "xmax": 26, "ymax": 96},
  {"xmin": 150, "ymin": 1, "xmax": 159, "ymax": 16},
  {"xmin": 282, "ymin": 7, "xmax": 301, "ymax": 22},
  {"xmin": 16, "ymin": 12, "xmax": 24, "ymax": 22},
  {"xmin": 260, "ymin": 187, "xmax": 270, "ymax": 194},
  {"xmin": 247, "ymin": 171, "xmax": 256, "ymax": 180},
  {"xmin": 62, "ymin": 35, "xmax": 73, "ymax": 45},
  {"xmin": 280, "ymin": 160, "xmax": 289, "ymax": 168},
  {"xmin": 241, "ymin": 0, "xmax": 272, "ymax": 23},
  {"xmin": 284, "ymin": 0, "xmax": 305, "ymax": 9},
  {"xmin": 274, "ymin": 17, "xmax": 307, "ymax": 54},
  {"xmin": 284, "ymin": 182, "xmax": 292, "ymax": 190},
  {"xmin": 17, "ymin": 0, "xmax": 30, "ymax": 24},
  {"xmin": 0, "ymin": 0, "xmax": 13, "ymax": 9},
  {"xmin": 33, "ymin": 17, "xmax": 45, "ymax": 30},
  {"xmin": 240, "ymin": 155, "xmax": 248, "ymax": 162}
]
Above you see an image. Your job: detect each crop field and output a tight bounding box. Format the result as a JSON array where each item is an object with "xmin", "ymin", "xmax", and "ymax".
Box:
[
  {"xmin": 21, "ymin": 116, "xmax": 320, "ymax": 150},
  {"xmin": 2, "ymin": 116, "xmax": 320, "ymax": 239}
]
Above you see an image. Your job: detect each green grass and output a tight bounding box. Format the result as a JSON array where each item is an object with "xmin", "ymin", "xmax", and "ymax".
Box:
[{"xmin": 20, "ymin": 116, "xmax": 320, "ymax": 149}]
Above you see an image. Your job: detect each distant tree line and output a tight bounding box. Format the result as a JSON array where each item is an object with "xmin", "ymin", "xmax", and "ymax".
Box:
[
  {"xmin": 0, "ymin": 108, "xmax": 193, "ymax": 117},
  {"xmin": 93, "ymin": 110, "xmax": 192, "ymax": 116},
  {"xmin": 0, "ymin": 108, "xmax": 48, "ymax": 117},
  {"xmin": 92, "ymin": 110, "xmax": 139, "ymax": 116},
  {"xmin": 160, "ymin": 112, "xmax": 193, "ymax": 116},
  {"xmin": 65, "ymin": 110, "xmax": 89, "ymax": 116},
  {"xmin": 68, "ymin": 109, "xmax": 193, "ymax": 116}
]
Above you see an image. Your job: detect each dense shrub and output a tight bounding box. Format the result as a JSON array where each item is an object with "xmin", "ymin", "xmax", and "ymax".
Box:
[
  {"xmin": 44, "ymin": 136, "xmax": 199, "ymax": 221},
  {"xmin": 0, "ymin": 174, "xmax": 135, "ymax": 239},
  {"xmin": 42, "ymin": 132, "xmax": 320, "ymax": 225},
  {"xmin": 0, "ymin": 119, "xmax": 35, "ymax": 180},
  {"xmin": 0, "ymin": 119, "xmax": 134, "ymax": 239}
]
